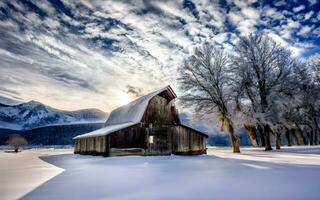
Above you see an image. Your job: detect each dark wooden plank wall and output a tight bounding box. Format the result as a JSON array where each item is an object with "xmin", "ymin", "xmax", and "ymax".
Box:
[
  {"xmin": 141, "ymin": 95, "xmax": 178, "ymax": 125},
  {"xmin": 74, "ymin": 136, "xmax": 108, "ymax": 155},
  {"xmin": 173, "ymin": 126, "xmax": 207, "ymax": 154},
  {"xmin": 145, "ymin": 125, "xmax": 206, "ymax": 155},
  {"xmin": 146, "ymin": 125, "xmax": 172, "ymax": 155},
  {"xmin": 75, "ymin": 124, "xmax": 207, "ymax": 156},
  {"xmin": 143, "ymin": 95, "xmax": 176, "ymax": 155},
  {"xmin": 109, "ymin": 124, "xmax": 146, "ymax": 149}
]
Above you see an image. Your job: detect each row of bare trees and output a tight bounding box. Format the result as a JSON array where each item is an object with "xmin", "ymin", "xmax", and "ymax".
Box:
[{"xmin": 178, "ymin": 33, "xmax": 320, "ymax": 153}]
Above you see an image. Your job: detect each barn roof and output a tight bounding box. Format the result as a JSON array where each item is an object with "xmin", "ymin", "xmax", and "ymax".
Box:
[
  {"xmin": 73, "ymin": 122, "xmax": 136, "ymax": 139},
  {"xmin": 73, "ymin": 85, "xmax": 176, "ymax": 139},
  {"xmin": 179, "ymin": 124, "xmax": 208, "ymax": 138},
  {"xmin": 105, "ymin": 85, "xmax": 176, "ymax": 126}
]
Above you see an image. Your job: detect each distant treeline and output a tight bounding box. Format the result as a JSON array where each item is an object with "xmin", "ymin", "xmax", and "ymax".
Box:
[{"xmin": 0, "ymin": 123, "xmax": 104, "ymax": 145}]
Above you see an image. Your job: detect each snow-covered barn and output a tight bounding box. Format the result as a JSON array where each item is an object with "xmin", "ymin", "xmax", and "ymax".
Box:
[{"xmin": 73, "ymin": 86, "xmax": 208, "ymax": 156}]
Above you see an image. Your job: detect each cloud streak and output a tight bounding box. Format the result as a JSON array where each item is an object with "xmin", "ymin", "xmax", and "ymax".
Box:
[{"xmin": 0, "ymin": 0, "xmax": 319, "ymax": 111}]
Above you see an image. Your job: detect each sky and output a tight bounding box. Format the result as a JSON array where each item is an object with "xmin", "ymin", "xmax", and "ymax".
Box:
[{"xmin": 0, "ymin": 0, "xmax": 319, "ymax": 113}]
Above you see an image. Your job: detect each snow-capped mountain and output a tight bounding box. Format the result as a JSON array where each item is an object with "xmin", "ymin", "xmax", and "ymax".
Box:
[{"xmin": 0, "ymin": 97, "xmax": 108, "ymax": 130}]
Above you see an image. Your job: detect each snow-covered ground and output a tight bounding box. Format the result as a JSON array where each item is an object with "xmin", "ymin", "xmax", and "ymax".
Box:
[
  {"xmin": 209, "ymin": 146, "xmax": 320, "ymax": 165},
  {"xmin": 1, "ymin": 146, "xmax": 320, "ymax": 200},
  {"xmin": 0, "ymin": 148, "xmax": 72, "ymax": 200}
]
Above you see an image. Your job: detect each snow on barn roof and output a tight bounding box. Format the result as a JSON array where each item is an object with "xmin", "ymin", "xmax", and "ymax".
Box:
[
  {"xmin": 105, "ymin": 85, "xmax": 176, "ymax": 126},
  {"xmin": 73, "ymin": 85, "xmax": 176, "ymax": 139},
  {"xmin": 73, "ymin": 122, "xmax": 136, "ymax": 139}
]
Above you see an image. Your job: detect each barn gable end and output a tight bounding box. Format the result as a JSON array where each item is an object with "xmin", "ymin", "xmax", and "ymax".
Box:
[{"xmin": 105, "ymin": 86, "xmax": 176, "ymax": 126}]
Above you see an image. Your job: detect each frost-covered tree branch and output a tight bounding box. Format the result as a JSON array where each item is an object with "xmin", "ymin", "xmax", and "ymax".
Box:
[
  {"xmin": 178, "ymin": 45, "xmax": 240, "ymax": 153},
  {"xmin": 178, "ymin": 33, "xmax": 319, "ymax": 152}
]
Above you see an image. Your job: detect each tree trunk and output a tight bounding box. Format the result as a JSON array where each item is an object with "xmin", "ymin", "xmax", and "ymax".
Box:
[
  {"xmin": 291, "ymin": 129, "xmax": 299, "ymax": 145},
  {"xmin": 244, "ymin": 124, "xmax": 259, "ymax": 147},
  {"xmin": 293, "ymin": 127, "xmax": 305, "ymax": 146},
  {"xmin": 308, "ymin": 130, "xmax": 314, "ymax": 145},
  {"xmin": 285, "ymin": 127, "xmax": 291, "ymax": 146},
  {"xmin": 223, "ymin": 117, "xmax": 240, "ymax": 153},
  {"xmin": 263, "ymin": 124, "xmax": 272, "ymax": 151},
  {"xmin": 313, "ymin": 118, "xmax": 319, "ymax": 145},
  {"xmin": 275, "ymin": 133, "xmax": 281, "ymax": 150},
  {"xmin": 306, "ymin": 125, "xmax": 314, "ymax": 145},
  {"xmin": 257, "ymin": 125, "xmax": 265, "ymax": 147},
  {"xmin": 228, "ymin": 126, "xmax": 241, "ymax": 153}
]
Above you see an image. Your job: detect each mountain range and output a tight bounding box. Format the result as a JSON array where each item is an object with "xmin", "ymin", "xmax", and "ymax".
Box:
[
  {"xmin": 0, "ymin": 96, "xmax": 107, "ymax": 145},
  {"xmin": 0, "ymin": 97, "xmax": 107, "ymax": 130}
]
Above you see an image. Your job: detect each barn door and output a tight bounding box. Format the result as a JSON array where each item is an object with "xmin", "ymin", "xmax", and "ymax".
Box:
[{"xmin": 147, "ymin": 125, "xmax": 172, "ymax": 155}]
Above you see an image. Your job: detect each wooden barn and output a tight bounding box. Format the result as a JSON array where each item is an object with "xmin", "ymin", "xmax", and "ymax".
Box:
[{"xmin": 74, "ymin": 85, "xmax": 208, "ymax": 156}]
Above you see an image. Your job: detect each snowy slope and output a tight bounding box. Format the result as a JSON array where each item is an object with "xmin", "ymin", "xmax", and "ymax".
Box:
[{"xmin": 0, "ymin": 98, "xmax": 107, "ymax": 130}]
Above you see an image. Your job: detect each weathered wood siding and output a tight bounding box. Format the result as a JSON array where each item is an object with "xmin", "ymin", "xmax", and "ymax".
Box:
[
  {"xmin": 74, "ymin": 136, "xmax": 108, "ymax": 155},
  {"xmin": 109, "ymin": 124, "xmax": 146, "ymax": 149},
  {"xmin": 146, "ymin": 125, "xmax": 172, "ymax": 155},
  {"xmin": 142, "ymin": 96, "xmax": 176, "ymax": 155},
  {"xmin": 173, "ymin": 125, "xmax": 207, "ymax": 155},
  {"xmin": 109, "ymin": 148, "xmax": 145, "ymax": 156},
  {"xmin": 141, "ymin": 95, "xmax": 178, "ymax": 125},
  {"xmin": 144, "ymin": 124, "xmax": 207, "ymax": 155}
]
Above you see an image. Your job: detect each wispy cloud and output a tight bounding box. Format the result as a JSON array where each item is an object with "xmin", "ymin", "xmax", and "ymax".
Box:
[
  {"xmin": 0, "ymin": 0, "xmax": 319, "ymax": 112},
  {"xmin": 293, "ymin": 5, "xmax": 305, "ymax": 12},
  {"xmin": 126, "ymin": 85, "xmax": 144, "ymax": 98}
]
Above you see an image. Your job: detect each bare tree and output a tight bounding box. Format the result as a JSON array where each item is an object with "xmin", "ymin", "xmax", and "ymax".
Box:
[
  {"xmin": 178, "ymin": 44, "xmax": 240, "ymax": 153},
  {"xmin": 284, "ymin": 58, "xmax": 320, "ymax": 145},
  {"xmin": 233, "ymin": 33, "xmax": 294, "ymax": 151},
  {"xmin": 6, "ymin": 134, "xmax": 27, "ymax": 153},
  {"xmin": 308, "ymin": 54, "xmax": 320, "ymax": 144},
  {"xmin": 309, "ymin": 54, "xmax": 320, "ymax": 85}
]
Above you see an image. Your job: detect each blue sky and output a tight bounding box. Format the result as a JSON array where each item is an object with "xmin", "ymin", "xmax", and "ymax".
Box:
[{"xmin": 0, "ymin": 0, "xmax": 319, "ymax": 113}]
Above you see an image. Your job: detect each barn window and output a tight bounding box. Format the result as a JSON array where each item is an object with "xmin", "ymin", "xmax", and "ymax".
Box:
[{"xmin": 149, "ymin": 135, "xmax": 154, "ymax": 144}]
